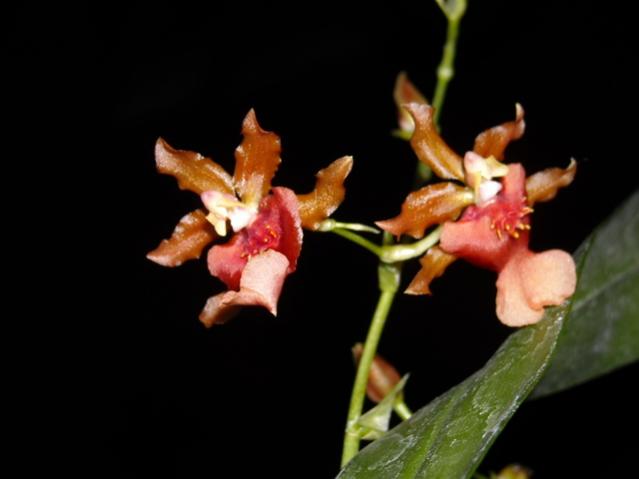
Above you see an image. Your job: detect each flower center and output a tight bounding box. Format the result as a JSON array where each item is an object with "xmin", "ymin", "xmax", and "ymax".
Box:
[
  {"xmin": 201, "ymin": 190, "xmax": 258, "ymax": 236},
  {"xmin": 239, "ymin": 216, "xmax": 281, "ymax": 259},
  {"xmin": 463, "ymin": 152, "xmax": 510, "ymax": 206},
  {"xmin": 488, "ymin": 201, "xmax": 533, "ymax": 240}
]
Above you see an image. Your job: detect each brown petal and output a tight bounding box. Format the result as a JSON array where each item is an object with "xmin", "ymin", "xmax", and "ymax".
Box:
[
  {"xmin": 297, "ymin": 156, "xmax": 353, "ymax": 230},
  {"xmin": 473, "ymin": 103, "xmax": 525, "ymax": 160},
  {"xmin": 376, "ymin": 182, "xmax": 473, "ymax": 239},
  {"xmin": 394, "ymin": 72, "xmax": 428, "ymax": 135},
  {"xmin": 147, "ymin": 209, "xmax": 217, "ymax": 267},
  {"xmin": 352, "ymin": 343, "xmax": 402, "ymax": 404},
  {"xmin": 525, "ymin": 159, "xmax": 577, "ymax": 206},
  {"xmin": 199, "ymin": 249, "xmax": 290, "ymax": 327},
  {"xmin": 233, "ymin": 109, "xmax": 282, "ymax": 206},
  {"xmin": 406, "ymin": 103, "xmax": 464, "ymax": 181},
  {"xmin": 405, "ymin": 246, "xmax": 457, "ymax": 295},
  {"xmin": 155, "ymin": 138, "xmax": 234, "ymax": 196}
]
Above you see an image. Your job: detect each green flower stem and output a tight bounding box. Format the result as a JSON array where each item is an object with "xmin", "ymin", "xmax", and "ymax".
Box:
[
  {"xmin": 318, "ymin": 219, "xmax": 380, "ymax": 234},
  {"xmin": 432, "ymin": 8, "xmax": 465, "ymax": 128},
  {"xmin": 394, "ymin": 400, "xmax": 413, "ymax": 421},
  {"xmin": 341, "ymin": 264, "xmax": 400, "ymax": 467},
  {"xmin": 379, "ymin": 226, "xmax": 442, "ymax": 263},
  {"xmin": 413, "ymin": 1, "xmax": 466, "ymax": 183},
  {"xmin": 331, "ymin": 226, "xmax": 443, "ymax": 264},
  {"xmin": 338, "ymin": 230, "xmax": 441, "ymax": 467},
  {"xmin": 331, "ymin": 229, "xmax": 383, "ymax": 256},
  {"xmin": 339, "ymin": 3, "xmax": 467, "ymax": 468}
]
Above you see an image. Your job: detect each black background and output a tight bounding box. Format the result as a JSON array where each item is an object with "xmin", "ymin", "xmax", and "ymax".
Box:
[{"xmin": 10, "ymin": 1, "xmax": 638, "ymax": 477}]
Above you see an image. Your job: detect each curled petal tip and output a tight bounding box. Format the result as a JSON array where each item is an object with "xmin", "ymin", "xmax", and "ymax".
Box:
[
  {"xmin": 525, "ymin": 158, "xmax": 577, "ymax": 205},
  {"xmin": 242, "ymin": 108, "xmax": 261, "ymax": 133},
  {"xmin": 405, "ymin": 103, "xmax": 465, "ymax": 181},
  {"xmin": 473, "ymin": 105, "xmax": 526, "ymax": 160},
  {"xmin": 297, "ymin": 156, "xmax": 353, "ymax": 230},
  {"xmin": 394, "ymin": 73, "xmax": 428, "ymax": 135}
]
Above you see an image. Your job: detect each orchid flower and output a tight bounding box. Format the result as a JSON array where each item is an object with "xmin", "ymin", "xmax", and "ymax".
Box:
[
  {"xmin": 377, "ymin": 100, "xmax": 577, "ymax": 326},
  {"xmin": 148, "ymin": 110, "xmax": 352, "ymax": 326}
]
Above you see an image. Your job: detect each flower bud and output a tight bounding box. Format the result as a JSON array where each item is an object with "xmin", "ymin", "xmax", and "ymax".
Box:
[
  {"xmin": 494, "ymin": 464, "xmax": 532, "ymax": 479},
  {"xmin": 352, "ymin": 343, "xmax": 401, "ymax": 403}
]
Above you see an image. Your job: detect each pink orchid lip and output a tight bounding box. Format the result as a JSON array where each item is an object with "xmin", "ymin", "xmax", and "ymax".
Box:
[
  {"xmin": 495, "ymin": 247, "xmax": 576, "ymax": 327},
  {"xmin": 199, "ymin": 249, "xmax": 291, "ymax": 327}
]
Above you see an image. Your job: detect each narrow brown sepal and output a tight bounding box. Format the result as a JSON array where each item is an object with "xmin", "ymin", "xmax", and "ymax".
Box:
[
  {"xmin": 297, "ymin": 156, "xmax": 353, "ymax": 230},
  {"xmin": 233, "ymin": 109, "xmax": 282, "ymax": 205},
  {"xmin": 155, "ymin": 138, "xmax": 234, "ymax": 196},
  {"xmin": 376, "ymin": 183, "xmax": 472, "ymax": 239},
  {"xmin": 405, "ymin": 246, "xmax": 457, "ymax": 295},
  {"xmin": 525, "ymin": 159, "xmax": 577, "ymax": 205},
  {"xmin": 406, "ymin": 103, "xmax": 465, "ymax": 181},
  {"xmin": 473, "ymin": 103, "xmax": 526, "ymax": 160},
  {"xmin": 147, "ymin": 209, "xmax": 217, "ymax": 267}
]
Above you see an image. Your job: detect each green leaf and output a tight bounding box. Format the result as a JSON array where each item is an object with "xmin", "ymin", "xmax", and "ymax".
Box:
[
  {"xmin": 337, "ymin": 191, "xmax": 639, "ymax": 479},
  {"xmin": 532, "ymin": 191, "xmax": 639, "ymax": 397}
]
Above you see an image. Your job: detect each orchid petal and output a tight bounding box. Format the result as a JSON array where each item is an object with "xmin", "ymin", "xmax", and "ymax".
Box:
[
  {"xmin": 154, "ymin": 138, "xmax": 234, "ymax": 196},
  {"xmin": 406, "ymin": 103, "xmax": 465, "ymax": 181},
  {"xmin": 405, "ymin": 246, "xmax": 457, "ymax": 295},
  {"xmin": 526, "ymin": 159, "xmax": 577, "ymax": 206},
  {"xmin": 270, "ymin": 187, "xmax": 303, "ymax": 272},
  {"xmin": 441, "ymin": 216, "xmax": 512, "ymax": 271},
  {"xmin": 207, "ymin": 234, "xmax": 247, "ymax": 291},
  {"xmin": 297, "ymin": 156, "xmax": 353, "ymax": 230},
  {"xmin": 495, "ymin": 248, "xmax": 576, "ymax": 327},
  {"xmin": 473, "ymin": 103, "xmax": 525, "ymax": 160},
  {"xmin": 147, "ymin": 209, "xmax": 217, "ymax": 267},
  {"xmin": 495, "ymin": 253, "xmax": 544, "ymax": 327},
  {"xmin": 199, "ymin": 250, "xmax": 290, "ymax": 327},
  {"xmin": 394, "ymin": 72, "xmax": 428, "ymax": 136},
  {"xmin": 519, "ymin": 249, "xmax": 577, "ymax": 310},
  {"xmin": 233, "ymin": 109, "xmax": 282, "ymax": 206},
  {"xmin": 376, "ymin": 182, "xmax": 473, "ymax": 239}
]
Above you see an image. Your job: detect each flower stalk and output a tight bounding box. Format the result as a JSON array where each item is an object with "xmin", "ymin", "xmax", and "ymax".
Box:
[
  {"xmin": 340, "ymin": 2, "xmax": 467, "ymax": 467},
  {"xmin": 341, "ymin": 250, "xmax": 400, "ymax": 466},
  {"xmin": 379, "ymin": 226, "xmax": 443, "ymax": 263},
  {"xmin": 432, "ymin": 0, "xmax": 467, "ymax": 127},
  {"xmin": 329, "ymin": 226, "xmax": 443, "ymax": 264}
]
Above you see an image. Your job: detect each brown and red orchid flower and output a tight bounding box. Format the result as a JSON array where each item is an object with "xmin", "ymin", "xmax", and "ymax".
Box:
[
  {"xmin": 147, "ymin": 109, "xmax": 353, "ymax": 327},
  {"xmin": 377, "ymin": 99, "xmax": 577, "ymax": 327}
]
